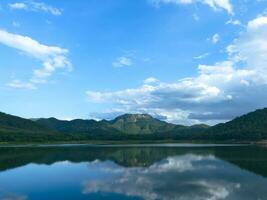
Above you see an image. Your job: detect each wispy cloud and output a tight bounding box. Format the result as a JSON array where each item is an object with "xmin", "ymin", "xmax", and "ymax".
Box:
[
  {"xmin": 112, "ymin": 56, "xmax": 133, "ymax": 68},
  {"xmin": 194, "ymin": 53, "xmax": 209, "ymax": 60},
  {"xmin": 226, "ymin": 19, "xmax": 241, "ymax": 26},
  {"xmin": 7, "ymin": 80, "xmax": 36, "ymax": 90},
  {"xmin": 0, "ymin": 29, "xmax": 71, "ymax": 89},
  {"xmin": 8, "ymin": 1, "xmax": 62, "ymax": 16},
  {"xmin": 211, "ymin": 33, "xmax": 220, "ymax": 44},
  {"xmin": 12, "ymin": 21, "xmax": 21, "ymax": 27},
  {"xmin": 149, "ymin": 0, "xmax": 233, "ymax": 15},
  {"xmin": 144, "ymin": 77, "xmax": 159, "ymax": 84}
]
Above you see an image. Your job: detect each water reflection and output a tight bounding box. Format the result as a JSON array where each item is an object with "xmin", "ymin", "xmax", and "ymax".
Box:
[
  {"xmin": 0, "ymin": 192, "xmax": 27, "ymax": 200},
  {"xmin": 0, "ymin": 145, "xmax": 267, "ymax": 200},
  {"xmin": 82, "ymin": 154, "xmax": 267, "ymax": 200}
]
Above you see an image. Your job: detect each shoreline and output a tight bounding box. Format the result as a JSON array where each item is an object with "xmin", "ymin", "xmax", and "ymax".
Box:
[{"xmin": 0, "ymin": 140, "xmax": 255, "ymax": 148}]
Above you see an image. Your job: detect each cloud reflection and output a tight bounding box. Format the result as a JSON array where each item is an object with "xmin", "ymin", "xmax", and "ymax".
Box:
[
  {"xmin": 0, "ymin": 193, "xmax": 27, "ymax": 200},
  {"xmin": 82, "ymin": 154, "xmax": 249, "ymax": 200}
]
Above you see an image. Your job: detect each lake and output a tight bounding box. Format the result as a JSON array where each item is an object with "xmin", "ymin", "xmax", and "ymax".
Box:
[{"xmin": 0, "ymin": 144, "xmax": 267, "ymax": 200}]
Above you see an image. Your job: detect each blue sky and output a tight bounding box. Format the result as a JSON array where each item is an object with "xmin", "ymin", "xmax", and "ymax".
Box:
[{"xmin": 0, "ymin": 0, "xmax": 267, "ymax": 125}]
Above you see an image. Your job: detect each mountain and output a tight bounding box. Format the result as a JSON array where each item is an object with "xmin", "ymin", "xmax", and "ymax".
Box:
[
  {"xmin": 109, "ymin": 114, "xmax": 176, "ymax": 134},
  {"xmin": 35, "ymin": 114, "xmax": 176, "ymax": 135},
  {"xmin": 0, "ymin": 112, "xmax": 66, "ymax": 142},
  {"xmin": 1, "ymin": 108, "xmax": 267, "ymax": 143},
  {"xmin": 35, "ymin": 114, "xmax": 206, "ymax": 136},
  {"xmin": 205, "ymin": 108, "xmax": 267, "ymax": 140}
]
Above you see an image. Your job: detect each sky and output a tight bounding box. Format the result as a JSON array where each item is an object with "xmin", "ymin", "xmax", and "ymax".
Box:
[{"xmin": 0, "ymin": 0, "xmax": 267, "ymax": 125}]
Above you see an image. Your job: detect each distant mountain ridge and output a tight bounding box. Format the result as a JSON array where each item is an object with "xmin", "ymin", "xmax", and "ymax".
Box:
[
  {"xmin": 35, "ymin": 113, "xmax": 178, "ymax": 135},
  {"xmin": 35, "ymin": 117, "xmax": 114, "ymax": 134},
  {"xmin": 0, "ymin": 108, "xmax": 267, "ymax": 142}
]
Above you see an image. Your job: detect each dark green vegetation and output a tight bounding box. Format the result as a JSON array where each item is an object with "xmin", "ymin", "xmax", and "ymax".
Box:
[
  {"xmin": 1, "ymin": 108, "xmax": 267, "ymax": 143},
  {"xmin": 205, "ymin": 108, "xmax": 267, "ymax": 140},
  {"xmin": 0, "ymin": 112, "xmax": 67, "ymax": 142}
]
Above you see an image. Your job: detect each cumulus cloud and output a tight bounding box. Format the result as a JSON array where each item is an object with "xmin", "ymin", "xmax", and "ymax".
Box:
[
  {"xmin": 112, "ymin": 56, "xmax": 133, "ymax": 68},
  {"xmin": 0, "ymin": 29, "xmax": 71, "ymax": 89},
  {"xmin": 86, "ymin": 15, "xmax": 267, "ymax": 125},
  {"xmin": 149, "ymin": 0, "xmax": 233, "ymax": 14},
  {"xmin": 8, "ymin": 1, "xmax": 62, "ymax": 15},
  {"xmin": 247, "ymin": 16, "xmax": 267, "ymax": 30}
]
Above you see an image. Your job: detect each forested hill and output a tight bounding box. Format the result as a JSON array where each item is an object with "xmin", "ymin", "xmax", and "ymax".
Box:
[
  {"xmin": 0, "ymin": 108, "xmax": 267, "ymax": 143},
  {"xmin": 205, "ymin": 108, "xmax": 267, "ymax": 140},
  {"xmin": 0, "ymin": 112, "xmax": 50, "ymax": 132},
  {"xmin": 0, "ymin": 112, "xmax": 66, "ymax": 142}
]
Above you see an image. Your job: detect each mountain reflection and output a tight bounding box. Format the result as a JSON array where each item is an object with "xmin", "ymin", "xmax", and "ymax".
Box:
[{"xmin": 0, "ymin": 145, "xmax": 266, "ymax": 177}]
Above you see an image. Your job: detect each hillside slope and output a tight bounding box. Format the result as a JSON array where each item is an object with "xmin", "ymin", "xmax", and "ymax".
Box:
[
  {"xmin": 205, "ymin": 108, "xmax": 267, "ymax": 140},
  {"xmin": 35, "ymin": 117, "xmax": 120, "ymax": 135},
  {"xmin": 0, "ymin": 112, "xmax": 66, "ymax": 142}
]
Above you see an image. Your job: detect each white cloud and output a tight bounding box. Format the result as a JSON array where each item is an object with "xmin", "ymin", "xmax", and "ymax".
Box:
[
  {"xmin": 149, "ymin": 0, "xmax": 233, "ymax": 14},
  {"xmin": 8, "ymin": 1, "xmax": 62, "ymax": 16},
  {"xmin": 144, "ymin": 77, "xmax": 159, "ymax": 84},
  {"xmin": 211, "ymin": 33, "xmax": 220, "ymax": 44},
  {"xmin": 86, "ymin": 15, "xmax": 267, "ymax": 125},
  {"xmin": 7, "ymin": 80, "xmax": 36, "ymax": 90},
  {"xmin": 226, "ymin": 19, "xmax": 242, "ymax": 26},
  {"xmin": 9, "ymin": 2, "xmax": 27, "ymax": 9},
  {"xmin": 247, "ymin": 16, "xmax": 267, "ymax": 30},
  {"xmin": 0, "ymin": 29, "xmax": 71, "ymax": 89},
  {"xmin": 112, "ymin": 56, "xmax": 133, "ymax": 68},
  {"xmin": 147, "ymin": 154, "xmax": 215, "ymax": 173},
  {"xmin": 194, "ymin": 53, "xmax": 209, "ymax": 59}
]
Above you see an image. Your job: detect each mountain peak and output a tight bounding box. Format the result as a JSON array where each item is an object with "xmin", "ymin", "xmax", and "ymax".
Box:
[{"xmin": 113, "ymin": 113, "xmax": 154, "ymax": 122}]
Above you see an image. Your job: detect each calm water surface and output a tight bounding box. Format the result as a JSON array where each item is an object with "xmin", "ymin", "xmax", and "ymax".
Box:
[{"xmin": 0, "ymin": 144, "xmax": 267, "ymax": 200}]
